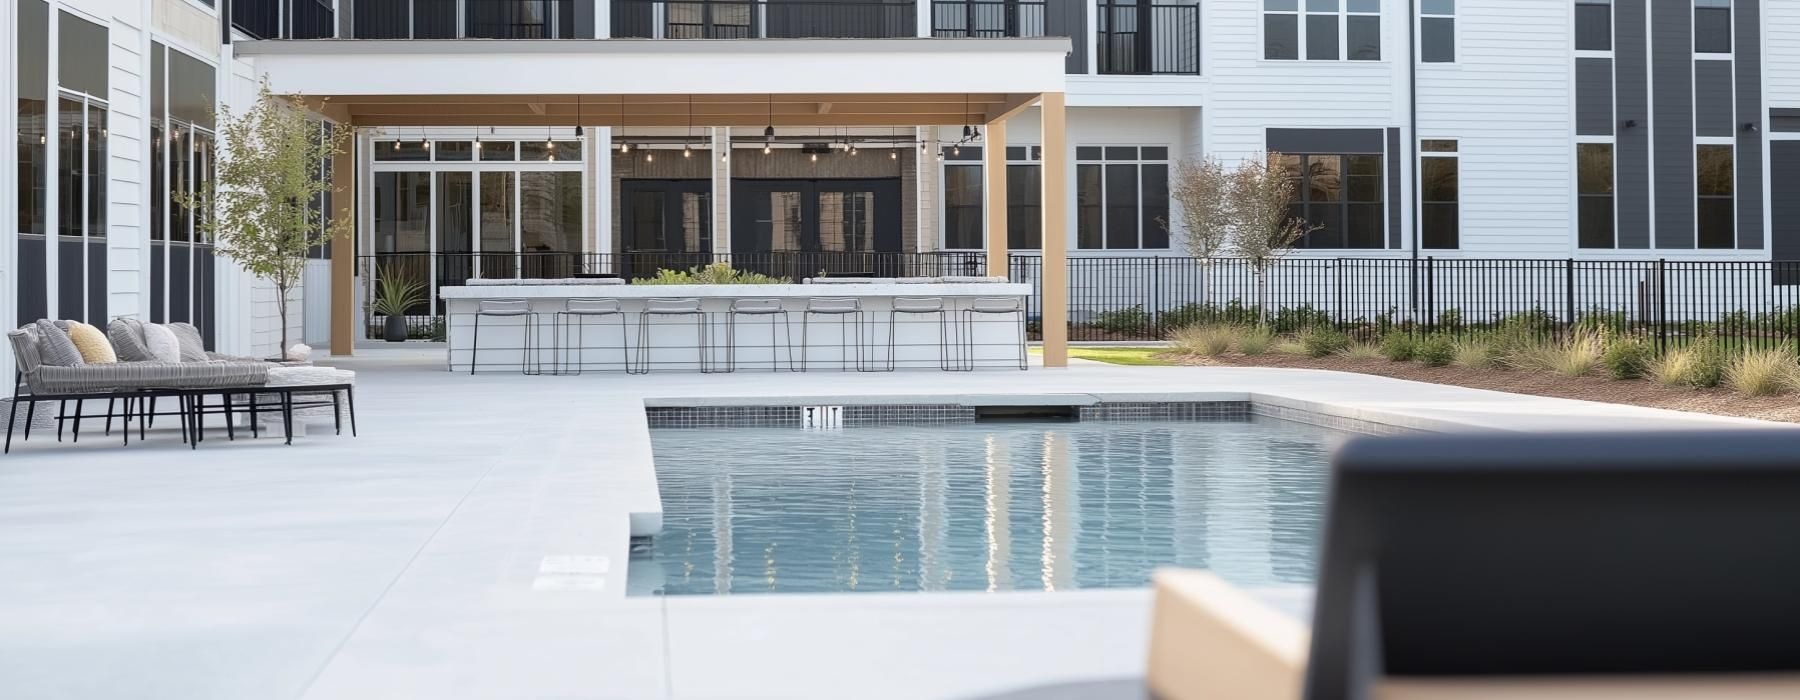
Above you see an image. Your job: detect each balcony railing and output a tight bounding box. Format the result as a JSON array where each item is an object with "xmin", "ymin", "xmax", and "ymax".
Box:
[
  {"xmin": 1097, "ymin": 1, "xmax": 1199, "ymax": 75},
  {"xmin": 612, "ymin": 0, "xmax": 917, "ymax": 39},
  {"xmin": 930, "ymin": 0, "xmax": 1046, "ymax": 38},
  {"xmin": 231, "ymin": 0, "xmax": 336, "ymax": 39},
  {"xmin": 352, "ymin": 0, "xmax": 577, "ymax": 39}
]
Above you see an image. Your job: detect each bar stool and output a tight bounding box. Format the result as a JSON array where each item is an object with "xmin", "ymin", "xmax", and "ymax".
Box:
[
  {"xmin": 470, "ymin": 298, "xmax": 541, "ymax": 375},
  {"xmin": 958, "ymin": 296, "xmax": 1029, "ymax": 371},
  {"xmin": 884, "ymin": 296, "xmax": 953, "ymax": 371},
  {"xmin": 554, "ymin": 298, "xmax": 629, "ymax": 375},
  {"xmin": 635, "ymin": 297, "xmax": 710, "ymax": 374},
  {"xmin": 724, "ymin": 298, "xmax": 793, "ymax": 372},
  {"xmin": 801, "ymin": 297, "xmax": 867, "ymax": 372}
]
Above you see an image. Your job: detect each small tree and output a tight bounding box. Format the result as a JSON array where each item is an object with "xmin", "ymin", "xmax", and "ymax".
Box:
[
  {"xmin": 181, "ymin": 83, "xmax": 349, "ymax": 359},
  {"xmin": 1164, "ymin": 157, "xmax": 1232, "ymax": 310},
  {"xmin": 1228, "ymin": 151, "xmax": 1319, "ymax": 324}
]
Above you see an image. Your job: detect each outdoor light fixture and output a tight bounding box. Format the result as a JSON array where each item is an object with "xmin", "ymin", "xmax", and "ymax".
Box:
[
  {"xmin": 620, "ymin": 141, "xmax": 630, "ymax": 153},
  {"xmin": 953, "ymin": 145, "xmax": 961, "ymax": 157},
  {"xmin": 575, "ymin": 95, "xmax": 584, "ymax": 137},
  {"xmin": 720, "ymin": 150, "xmax": 730, "ymax": 163},
  {"xmin": 684, "ymin": 146, "xmax": 692, "ymax": 158},
  {"xmin": 645, "ymin": 151, "xmax": 654, "ymax": 162},
  {"xmin": 1745, "ymin": 122, "xmax": 1761, "ymax": 133},
  {"xmin": 890, "ymin": 150, "xmax": 897, "ymax": 160},
  {"xmin": 763, "ymin": 143, "xmax": 772, "ymax": 155},
  {"xmin": 1622, "ymin": 119, "xmax": 1639, "ymax": 129},
  {"xmin": 810, "ymin": 152, "xmax": 818, "ymax": 163}
]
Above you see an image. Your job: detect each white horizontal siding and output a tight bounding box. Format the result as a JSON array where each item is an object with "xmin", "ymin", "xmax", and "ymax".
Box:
[
  {"xmin": 109, "ymin": 19, "xmax": 146, "ymax": 318},
  {"xmin": 1768, "ymin": 0, "xmax": 1800, "ymax": 106},
  {"xmin": 1417, "ymin": 0, "xmax": 1573, "ymax": 258}
]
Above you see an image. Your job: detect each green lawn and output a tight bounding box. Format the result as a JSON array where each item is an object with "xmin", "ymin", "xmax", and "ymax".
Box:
[{"xmin": 1031, "ymin": 346, "xmax": 1176, "ymax": 366}]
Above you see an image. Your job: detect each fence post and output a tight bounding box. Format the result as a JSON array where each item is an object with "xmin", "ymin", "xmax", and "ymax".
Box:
[
  {"xmin": 1564, "ymin": 258, "xmax": 1576, "ymax": 329},
  {"xmin": 1424, "ymin": 257, "xmax": 1436, "ymax": 335},
  {"xmin": 1333, "ymin": 259, "xmax": 1343, "ymax": 332},
  {"xmin": 1656, "ymin": 259, "xmax": 1668, "ymax": 352},
  {"xmin": 1152, "ymin": 257, "xmax": 1162, "ymax": 337}
]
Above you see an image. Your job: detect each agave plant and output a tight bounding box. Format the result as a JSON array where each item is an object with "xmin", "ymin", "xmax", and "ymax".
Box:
[{"xmin": 371, "ymin": 264, "xmax": 425, "ymax": 317}]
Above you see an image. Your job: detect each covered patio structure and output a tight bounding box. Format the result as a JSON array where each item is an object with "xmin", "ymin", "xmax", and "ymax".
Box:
[{"xmin": 235, "ymin": 37, "xmax": 1074, "ymax": 367}]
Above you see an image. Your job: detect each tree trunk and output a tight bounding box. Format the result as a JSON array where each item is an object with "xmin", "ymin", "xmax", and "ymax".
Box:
[
  {"xmin": 1255, "ymin": 268, "xmax": 1269, "ymax": 326},
  {"xmin": 276, "ymin": 283, "xmax": 289, "ymax": 361}
]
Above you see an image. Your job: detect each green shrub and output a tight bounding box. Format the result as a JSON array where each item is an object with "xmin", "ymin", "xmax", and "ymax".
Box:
[
  {"xmin": 1237, "ymin": 326, "xmax": 1276, "ymax": 355},
  {"xmin": 1687, "ymin": 336, "xmax": 1728, "ymax": 388},
  {"xmin": 1452, "ymin": 337, "xmax": 1500, "ymax": 370},
  {"xmin": 1435, "ymin": 308, "xmax": 1464, "ymax": 330},
  {"xmin": 1416, "ymin": 334, "xmax": 1455, "ymax": 367},
  {"xmin": 635, "ymin": 263, "xmax": 788, "ymax": 285},
  {"xmin": 1601, "ymin": 336, "xmax": 1655, "ymax": 379},
  {"xmin": 1274, "ymin": 338, "xmax": 1308, "ymax": 355},
  {"xmin": 1168, "ymin": 324, "xmax": 1238, "ymax": 357},
  {"xmin": 1271, "ymin": 305, "xmax": 1333, "ymax": 334},
  {"xmin": 1650, "ymin": 335, "xmax": 1727, "ymax": 388},
  {"xmin": 1298, "ymin": 327, "xmax": 1349, "ymax": 358},
  {"xmin": 1725, "ymin": 348, "xmax": 1800, "ymax": 397},
  {"xmin": 1379, "ymin": 333, "xmax": 1418, "ymax": 362},
  {"xmin": 1087, "ymin": 306, "xmax": 1151, "ymax": 334}
]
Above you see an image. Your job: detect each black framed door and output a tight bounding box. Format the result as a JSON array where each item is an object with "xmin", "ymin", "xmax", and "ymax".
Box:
[
  {"xmin": 620, "ymin": 179, "xmax": 714, "ymax": 278},
  {"xmin": 731, "ymin": 178, "xmax": 902, "ymax": 278}
]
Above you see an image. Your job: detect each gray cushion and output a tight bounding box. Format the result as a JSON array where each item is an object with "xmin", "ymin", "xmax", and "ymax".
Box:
[
  {"xmin": 32, "ymin": 320, "xmax": 84, "ymax": 367},
  {"xmin": 32, "ymin": 360, "xmax": 270, "ymax": 394},
  {"xmin": 167, "ymin": 323, "xmax": 210, "ymax": 362},
  {"xmin": 108, "ymin": 318, "xmax": 156, "ymax": 362}
]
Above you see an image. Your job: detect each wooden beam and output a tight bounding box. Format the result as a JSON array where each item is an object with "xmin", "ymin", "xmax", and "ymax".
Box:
[
  {"xmin": 1039, "ymin": 92, "xmax": 1068, "ymax": 369},
  {"xmin": 526, "ymin": 103, "xmax": 547, "ymax": 115},
  {"xmin": 329, "ymin": 131, "xmax": 357, "ymax": 357},
  {"xmin": 325, "ymin": 92, "xmax": 1014, "ymax": 106},
  {"xmin": 349, "ymin": 114, "xmax": 987, "ymax": 127},
  {"xmin": 984, "ymin": 93, "xmax": 1040, "ymax": 124},
  {"xmin": 984, "ymin": 119, "xmax": 1008, "ymax": 278},
  {"xmin": 817, "ymin": 102, "xmax": 833, "ymax": 115}
]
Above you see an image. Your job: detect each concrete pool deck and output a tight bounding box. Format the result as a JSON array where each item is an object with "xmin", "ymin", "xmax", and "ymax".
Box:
[{"xmin": 0, "ymin": 348, "xmax": 1787, "ymax": 699}]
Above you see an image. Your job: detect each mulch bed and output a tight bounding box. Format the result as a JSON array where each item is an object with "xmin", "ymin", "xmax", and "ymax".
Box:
[{"xmin": 1156, "ymin": 351, "xmax": 1800, "ymax": 425}]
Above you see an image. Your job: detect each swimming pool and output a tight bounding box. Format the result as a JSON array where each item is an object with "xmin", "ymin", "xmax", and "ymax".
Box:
[{"xmin": 628, "ymin": 416, "xmax": 1350, "ymax": 596}]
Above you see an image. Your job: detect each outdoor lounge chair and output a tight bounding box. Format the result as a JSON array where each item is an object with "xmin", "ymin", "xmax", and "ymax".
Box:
[
  {"xmin": 6, "ymin": 328, "xmax": 271, "ymax": 451},
  {"xmin": 1149, "ymin": 430, "xmax": 1800, "ymax": 700}
]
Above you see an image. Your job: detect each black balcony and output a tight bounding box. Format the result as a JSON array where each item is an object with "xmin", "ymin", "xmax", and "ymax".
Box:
[
  {"xmin": 1097, "ymin": 1, "xmax": 1199, "ymax": 75},
  {"xmin": 353, "ymin": 0, "xmax": 579, "ymax": 39},
  {"xmin": 231, "ymin": 0, "xmax": 337, "ymax": 39},
  {"xmin": 930, "ymin": 0, "xmax": 1045, "ymax": 38},
  {"xmin": 612, "ymin": 0, "xmax": 916, "ymax": 39}
]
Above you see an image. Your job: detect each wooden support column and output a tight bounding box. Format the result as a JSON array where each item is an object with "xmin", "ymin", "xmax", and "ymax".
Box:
[
  {"xmin": 983, "ymin": 120, "xmax": 1008, "ymax": 277},
  {"xmin": 329, "ymin": 129, "xmax": 356, "ymax": 356},
  {"xmin": 1038, "ymin": 92, "xmax": 1068, "ymax": 368}
]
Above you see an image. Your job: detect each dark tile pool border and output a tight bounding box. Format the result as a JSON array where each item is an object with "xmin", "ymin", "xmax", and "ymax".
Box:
[{"xmin": 647, "ymin": 400, "xmax": 1419, "ymax": 435}]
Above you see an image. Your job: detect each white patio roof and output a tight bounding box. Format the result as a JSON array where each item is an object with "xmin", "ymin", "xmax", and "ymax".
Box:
[{"xmin": 235, "ymin": 38, "xmax": 1071, "ymax": 127}]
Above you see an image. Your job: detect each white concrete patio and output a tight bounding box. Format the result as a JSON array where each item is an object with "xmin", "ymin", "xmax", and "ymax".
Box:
[{"xmin": 0, "ymin": 349, "xmax": 1787, "ymax": 699}]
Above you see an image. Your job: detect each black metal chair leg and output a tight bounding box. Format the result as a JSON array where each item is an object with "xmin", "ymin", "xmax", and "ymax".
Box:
[
  {"xmin": 57, "ymin": 400, "xmax": 66, "ymax": 442},
  {"xmin": 282, "ymin": 392, "xmax": 294, "ymax": 445},
  {"xmin": 71, "ymin": 400, "xmax": 84, "ymax": 444},
  {"xmin": 223, "ymin": 393, "xmax": 236, "ymax": 441},
  {"xmin": 470, "ymin": 314, "xmax": 481, "ymax": 375},
  {"xmin": 105, "ymin": 397, "xmax": 115, "ymax": 436},
  {"xmin": 332, "ymin": 391, "xmax": 343, "ymax": 435},
  {"xmin": 347, "ymin": 387, "xmax": 358, "ymax": 437},
  {"xmin": 6, "ymin": 393, "xmax": 20, "ymax": 454},
  {"xmin": 24, "ymin": 399, "xmax": 37, "ymax": 441},
  {"xmin": 121, "ymin": 396, "xmax": 131, "ymax": 446}
]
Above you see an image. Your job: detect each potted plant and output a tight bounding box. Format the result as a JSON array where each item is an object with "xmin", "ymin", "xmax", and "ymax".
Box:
[{"xmin": 371, "ymin": 265, "xmax": 425, "ymax": 342}]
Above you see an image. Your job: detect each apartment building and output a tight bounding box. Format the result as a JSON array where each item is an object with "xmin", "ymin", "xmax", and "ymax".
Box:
[{"xmin": 6, "ymin": 0, "xmax": 1800, "ymax": 357}]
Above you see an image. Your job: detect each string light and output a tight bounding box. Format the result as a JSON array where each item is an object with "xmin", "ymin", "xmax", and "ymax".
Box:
[
  {"xmin": 683, "ymin": 145, "xmax": 692, "ymax": 158},
  {"xmin": 810, "ymin": 152, "xmax": 818, "ymax": 163},
  {"xmin": 645, "ymin": 150, "xmax": 654, "ymax": 163}
]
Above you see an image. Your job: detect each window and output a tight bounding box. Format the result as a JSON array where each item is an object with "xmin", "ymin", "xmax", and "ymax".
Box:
[
  {"xmin": 1420, "ymin": 140, "xmax": 1458, "ymax": 249},
  {"xmin": 1697, "ymin": 144, "xmax": 1734, "ymax": 248},
  {"xmin": 1076, "ymin": 146, "xmax": 1170, "ymax": 250},
  {"xmin": 57, "ymin": 12, "xmax": 107, "ymax": 242},
  {"xmin": 18, "ymin": 0, "xmax": 47, "ymax": 239},
  {"xmin": 1575, "ymin": 0, "xmax": 1612, "ymax": 51},
  {"xmin": 1279, "ymin": 153, "xmax": 1386, "ymax": 249},
  {"xmin": 1694, "ymin": 0, "xmax": 1731, "ymax": 55},
  {"xmin": 1266, "ymin": 0, "xmax": 1378, "ymax": 61},
  {"xmin": 1577, "ymin": 143, "xmax": 1615, "ymax": 248},
  {"xmin": 1420, "ymin": 0, "xmax": 1455, "ymax": 63},
  {"xmin": 940, "ymin": 146, "xmax": 1045, "ymax": 250}
]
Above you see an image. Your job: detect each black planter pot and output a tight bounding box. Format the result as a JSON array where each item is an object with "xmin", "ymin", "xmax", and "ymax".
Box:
[{"xmin": 383, "ymin": 314, "xmax": 409, "ymax": 342}]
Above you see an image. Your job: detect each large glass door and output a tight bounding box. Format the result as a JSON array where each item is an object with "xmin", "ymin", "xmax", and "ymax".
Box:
[
  {"xmin": 731, "ymin": 178, "xmax": 901, "ymax": 278},
  {"xmin": 619, "ymin": 179, "xmax": 713, "ymax": 278}
]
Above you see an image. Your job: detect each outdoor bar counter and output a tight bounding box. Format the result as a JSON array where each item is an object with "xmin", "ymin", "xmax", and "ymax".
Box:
[{"xmin": 439, "ymin": 278, "xmax": 1032, "ymax": 373}]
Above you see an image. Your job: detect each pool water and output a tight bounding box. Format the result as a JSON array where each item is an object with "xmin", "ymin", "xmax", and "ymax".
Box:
[{"xmin": 628, "ymin": 417, "xmax": 1349, "ymax": 596}]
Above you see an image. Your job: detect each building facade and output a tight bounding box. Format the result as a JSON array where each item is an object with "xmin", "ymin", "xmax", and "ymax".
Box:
[{"xmin": 6, "ymin": 0, "xmax": 1800, "ymax": 356}]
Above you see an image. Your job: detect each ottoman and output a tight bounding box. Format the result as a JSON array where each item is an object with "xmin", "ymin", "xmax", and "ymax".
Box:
[{"xmin": 253, "ymin": 366, "xmax": 356, "ymax": 436}]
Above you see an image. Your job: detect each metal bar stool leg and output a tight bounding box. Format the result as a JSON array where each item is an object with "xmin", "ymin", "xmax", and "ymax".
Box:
[{"xmin": 470, "ymin": 313, "xmax": 481, "ymax": 375}]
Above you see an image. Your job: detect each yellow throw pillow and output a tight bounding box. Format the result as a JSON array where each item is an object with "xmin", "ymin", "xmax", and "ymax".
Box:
[{"xmin": 66, "ymin": 321, "xmax": 118, "ymax": 364}]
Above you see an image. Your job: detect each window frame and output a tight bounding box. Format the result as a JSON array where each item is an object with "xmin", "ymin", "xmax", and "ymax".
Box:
[
  {"xmin": 1418, "ymin": 0, "xmax": 1456, "ymax": 64},
  {"xmin": 1075, "ymin": 145, "xmax": 1172, "ymax": 252},
  {"xmin": 1693, "ymin": 0, "xmax": 1732, "ymax": 56},
  {"xmin": 1574, "ymin": 0, "xmax": 1614, "ymax": 52},
  {"xmin": 937, "ymin": 145, "xmax": 1047, "ymax": 252},
  {"xmin": 1262, "ymin": 0, "xmax": 1383, "ymax": 62},
  {"xmin": 1279, "ymin": 151, "xmax": 1388, "ymax": 250},
  {"xmin": 1419, "ymin": 139, "xmax": 1460, "ymax": 250},
  {"xmin": 1695, "ymin": 141, "xmax": 1736, "ymax": 249},
  {"xmin": 1575, "ymin": 140, "xmax": 1617, "ymax": 249}
]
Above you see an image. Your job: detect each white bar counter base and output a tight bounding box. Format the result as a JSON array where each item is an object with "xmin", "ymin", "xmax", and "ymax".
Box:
[{"xmin": 439, "ymin": 282, "xmax": 1033, "ymax": 373}]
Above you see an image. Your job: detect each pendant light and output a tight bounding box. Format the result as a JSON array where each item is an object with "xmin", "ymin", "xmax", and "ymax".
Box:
[
  {"xmin": 961, "ymin": 93, "xmax": 972, "ymax": 141},
  {"xmin": 764, "ymin": 93, "xmax": 775, "ymax": 144},
  {"xmin": 683, "ymin": 95, "xmax": 694, "ymax": 158},
  {"xmin": 575, "ymin": 95, "xmax": 584, "ymax": 138},
  {"xmin": 617, "ymin": 95, "xmax": 630, "ymax": 153}
]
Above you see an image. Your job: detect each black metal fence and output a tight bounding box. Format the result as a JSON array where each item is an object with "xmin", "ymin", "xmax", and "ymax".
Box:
[
  {"xmin": 931, "ymin": 0, "xmax": 1047, "ymax": 38},
  {"xmin": 612, "ymin": 0, "xmax": 917, "ymax": 39},
  {"xmin": 352, "ymin": 0, "xmax": 576, "ymax": 39},
  {"xmin": 1097, "ymin": 1, "xmax": 1201, "ymax": 75},
  {"xmin": 231, "ymin": 0, "xmax": 336, "ymax": 38},
  {"xmin": 351, "ymin": 252, "xmax": 1800, "ymax": 350}
]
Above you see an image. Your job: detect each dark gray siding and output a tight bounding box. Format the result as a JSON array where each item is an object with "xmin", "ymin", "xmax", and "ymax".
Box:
[
  {"xmin": 1576, "ymin": 58, "xmax": 1615, "ymax": 136},
  {"xmin": 1694, "ymin": 60, "xmax": 1734, "ymax": 137},
  {"xmin": 1047, "ymin": 0, "xmax": 1087, "ymax": 74},
  {"xmin": 1736, "ymin": 0, "xmax": 1764, "ymax": 249},
  {"xmin": 1651, "ymin": 0, "xmax": 1694, "ymax": 249},
  {"xmin": 1615, "ymin": 0, "xmax": 1650, "ymax": 248},
  {"xmin": 1265, "ymin": 128, "xmax": 1386, "ymax": 154},
  {"xmin": 1772, "ymin": 142, "xmax": 1800, "ymax": 261},
  {"xmin": 1387, "ymin": 127, "xmax": 1401, "ymax": 249}
]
